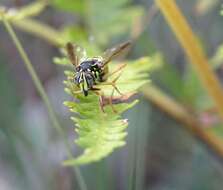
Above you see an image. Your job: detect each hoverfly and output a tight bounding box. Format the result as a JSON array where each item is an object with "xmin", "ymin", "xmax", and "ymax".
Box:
[{"xmin": 66, "ymin": 41, "xmax": 131, "ymax": 96}]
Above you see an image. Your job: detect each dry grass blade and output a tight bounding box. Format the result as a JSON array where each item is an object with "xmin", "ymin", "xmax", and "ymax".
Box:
[
  {"xmin": 142, "ymin": 85, "xmax": 223, "ymax": 161},
  {"xmin": 155, "ymin": 0, "xmax": 223, "ymax": 122}
]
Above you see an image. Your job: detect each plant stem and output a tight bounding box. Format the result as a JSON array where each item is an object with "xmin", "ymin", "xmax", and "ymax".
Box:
[
  {"xmin": 1, "ymin": 15, "xmax": 87, "ymax": 190},
  {"xmin": 0, "ymin": 1, "xmax": 47, "ymax": 21},
  {"xmin": 12, "ymin": 18, "xmax": 64, "ymax": 47},
  {"xmin": 142, "ymin": 85, "xmax": 223, "ymax": 161},
  {"xmin": 155, "ymin": 0, "xmax": 223, "ymax": 121}
]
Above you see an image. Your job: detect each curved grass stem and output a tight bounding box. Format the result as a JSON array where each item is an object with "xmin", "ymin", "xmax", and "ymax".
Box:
[
  {"xmin": 1, "ymin": 15, "xmax": 87, "ymax": 190},
  {"xmin": 12, "ymin": 18, "xmax": 64, "ymax": 47},
  {"xmin": 155, "ymin": 0, "xmax": 223, "ymax": 122}
]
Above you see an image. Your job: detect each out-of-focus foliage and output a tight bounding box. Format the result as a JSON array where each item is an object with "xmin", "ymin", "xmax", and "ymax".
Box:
[
  {"xmin": 221, "ymin": 4, "xmax": 223, "ymax": 15},
  {"xmin": 158, "ymin": 63, "xmax": 212, "ymax": 110},
  {"xmin": 61, "ymin": 27, "xmax": 101, "ymax": 56},
  {"xmin": 85, "ymin": 0, "xmax": 143, "ymax": 45},
  {"xmin": 211, "ymin": 44, "xmax": 223, "ymax": 69},
  {"xmin": 195, "ymin": 0, "xmax": 218, "ymax": 15},
  {"xmin": 52, "ymin": 0, "xmax": 85, "ymax": 14},
  {"xmin": 53, "ymin": 0, "xmax": 144, "ymax": 45}
]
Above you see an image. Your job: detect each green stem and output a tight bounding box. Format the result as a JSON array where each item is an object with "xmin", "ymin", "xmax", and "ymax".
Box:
[{"xmin": 1, "ymin": 15, "xmax": 87, "ymax": 190}]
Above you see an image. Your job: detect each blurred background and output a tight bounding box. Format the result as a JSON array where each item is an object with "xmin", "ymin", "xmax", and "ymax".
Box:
[{"xmin": 1, "ymin": 0, "xmax": 223, "ymax": 189}]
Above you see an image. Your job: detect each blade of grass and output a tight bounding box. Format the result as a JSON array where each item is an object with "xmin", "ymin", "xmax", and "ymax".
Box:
[
  {"xmin": 142, "ymin": 85, "xmax": 223, "ymax": 161},
  {"xmin": 127, "ymin": 108, "xmax": 138, "ymax": 190},
  {"xmin": 155, "ymin": 0, "xmax": 223, "ymax": 121},
  {"xmin": 1, "ymin": 14, "xmax": 87, "ymax": 190},
  {"xmin": 134, "ymin": 101, "xmax": 150, "ymax": 190},
  {"xmin": 127, "ymin": 100, "xmax": 150, "ymax": 190}
]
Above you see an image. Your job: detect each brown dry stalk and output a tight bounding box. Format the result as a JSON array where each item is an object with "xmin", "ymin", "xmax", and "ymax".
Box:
[
  {"xmin": 155, "ymin": 0, "xmax": 223, "ymax": 122},
  {"xmin": 142, "ymin": 85, "xmax": 223, "ymax": 160}
]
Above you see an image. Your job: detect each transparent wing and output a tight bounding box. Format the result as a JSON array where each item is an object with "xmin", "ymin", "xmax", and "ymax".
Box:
[
  {"xmin": 73, "ymin": 44, "xmax": 87, "ymax": 63},
  {"xmin": 102, "ymin": 41, "xmax": 131, "ymax": 66},
  {"xmin": 66, "ymin": 42, "xmax": 87, "ymax": 67}
]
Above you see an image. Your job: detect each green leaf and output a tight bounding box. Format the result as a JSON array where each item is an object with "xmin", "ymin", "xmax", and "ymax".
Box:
[
  {"xmin": 60, "ymin": 56, "xmax": 152, "ymax": 166},
  {"xmin": 87, "ymin": 0, "xmax": 144, "ymax": 45},
  {"xmin": 52, "ymin": 0, "xmax": 85, "ymax": 14}
]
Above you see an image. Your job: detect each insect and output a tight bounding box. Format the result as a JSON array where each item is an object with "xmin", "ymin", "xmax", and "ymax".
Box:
[{"xmin": 66, "ymin": 41, "xmax": 131, "ymax": 97}]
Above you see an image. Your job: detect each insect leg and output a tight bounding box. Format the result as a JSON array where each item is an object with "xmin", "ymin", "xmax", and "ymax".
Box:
[
  {"xmin": 102, "ymin": 70, "xmax": 124, "ymax": 95},
  {"xmin": 99, "ymin": 95, "xmax": 105, "ymax": 113},
  {"xmin": 107, "ymin": 63, "xmax": 127, "ymax": 78},
  {"xmin": 91, "ymin": 88, "xmax": 106, "ymax": 112},
  {"xmin": 108, "ymin": 87, "xmax": 118, "ymax": 113}
]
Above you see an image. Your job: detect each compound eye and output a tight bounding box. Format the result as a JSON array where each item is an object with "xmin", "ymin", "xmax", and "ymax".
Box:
[
  {"xmin": 92, "ymin": 58, "xmax": 100, "ymax": 64},
  {"xmin": 76, "ymin": 66, "xmax": 81, "ymax": 72},
  {"xmin": 96, "ymin": 61, "xmax": 103, "ymax": 67}
]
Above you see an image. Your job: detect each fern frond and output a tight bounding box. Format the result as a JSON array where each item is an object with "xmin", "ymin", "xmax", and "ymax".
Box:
[
  {"xmin": 60, "ymin": 57, "xmax": 152, "ymax": 166},
  {"xmin": 63, "ymin": 94, "xmax": 137, "ymax": 165},
  {"xmin": 97, "ymin": 57, "xmax": 152, "ymax": 96}
]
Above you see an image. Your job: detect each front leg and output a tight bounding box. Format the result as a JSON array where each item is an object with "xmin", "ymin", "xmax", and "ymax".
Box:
[{"xmin": 91, "ymin": 87, "xmax": 105, "ymax": 113}]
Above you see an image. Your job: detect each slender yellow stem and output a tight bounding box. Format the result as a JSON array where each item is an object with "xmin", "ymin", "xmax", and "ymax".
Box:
[
  {"xmin": 142, "ymin": 85, "xmax": 223, "ymax": 160},
  {"xmin": 1, "ymin": 15, "xmax": 87, "ymax": 190},
  {"xmin": 155, "ymin": 0, "xmax": 223, "ymax": 121}
]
